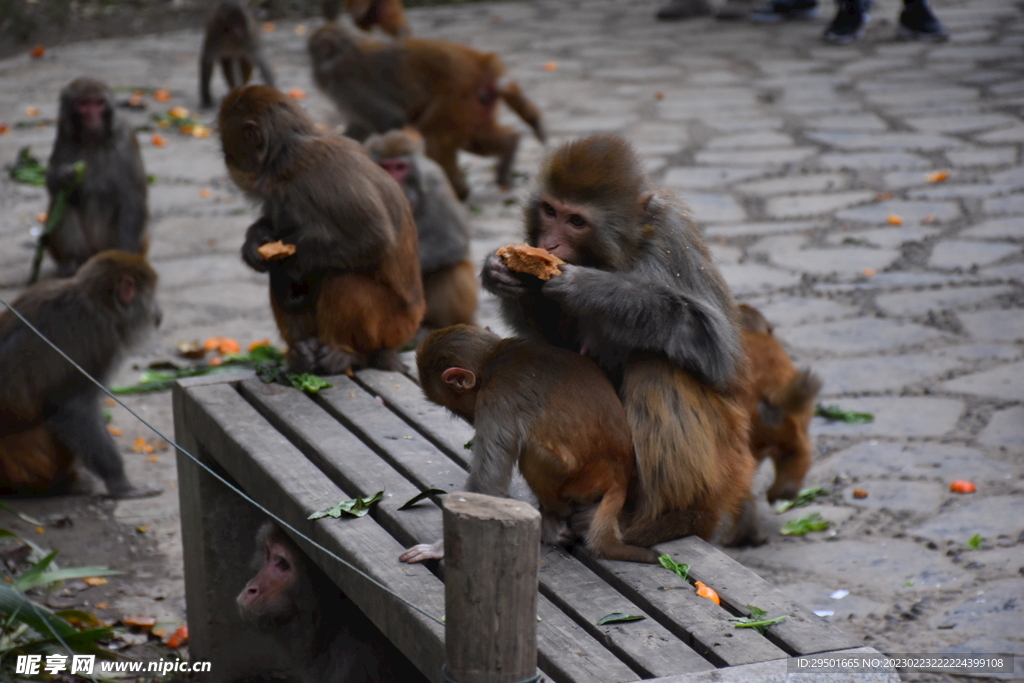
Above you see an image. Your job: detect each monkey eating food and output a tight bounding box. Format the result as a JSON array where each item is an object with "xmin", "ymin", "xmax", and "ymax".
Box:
[{"xmin": 400, "ymin": 325, "xmax": 659, "ymax": 564}]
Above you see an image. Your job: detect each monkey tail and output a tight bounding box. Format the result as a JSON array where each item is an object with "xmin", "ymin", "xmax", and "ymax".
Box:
[{"xmin": 500, "ymin": 80, "xmax": 546, "ymax": 143}]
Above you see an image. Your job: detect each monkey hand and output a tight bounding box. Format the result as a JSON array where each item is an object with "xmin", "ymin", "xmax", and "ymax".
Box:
[
  {"xmin": 399, "ymin": 540, "xmax": 444, "ymax": 564},
  {"xmin": 289, "ymin": 339, "xmax": 359, "ymax": 376},
  {"xmin": 481, "ymin": 251, "xmax": 533, "ymax": 297},
  {"xmin": 242, "ymin": 218, "xmax": 278, "ymax": 272},
  {"xmin": 540, "ymin": 263, "xmax": 584, "ymax": 300},
  {"xmin": 52, "ymin": 162, "xmax": 85, "ymax": 189}
]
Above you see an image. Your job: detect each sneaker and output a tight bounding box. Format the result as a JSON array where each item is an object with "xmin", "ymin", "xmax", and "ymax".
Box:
[
  {"xmin": 823, "ymin": 0, "xmax": 867, "ymax": 42},
  {"xmin": 749, "ymin": 0, "xmax": 819, "ymax": 22},
  {"xmin": 897, "ymin": 0, "xmax": 949, "ymax": 40},
  {"xmin": 656, "ymin": 0, "xmax": 713, "ymax": 20}
]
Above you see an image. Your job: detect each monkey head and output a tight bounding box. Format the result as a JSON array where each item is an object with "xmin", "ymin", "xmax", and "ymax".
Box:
[
  {"xmin": 59, "ymin": 78, "xmax": 114, "ymax": 143},
  {"xmin": 753, "ymin": 368, "xmax": 821, "ymax": 503},
  {"xmin": 77, "ymin": 251, "xmax": 162, "ymax": 345},
  {"xmin": 219, "ymin": 86, "xmax": 318, "ymax": 194},
  {"xmin": 527, "ymin": 135, "xmax": 653, "ymax": 270},
  {"xmin": 213, "ymin": 1, "xmax": 250, "ymax": 42},
  {"xmin": 307, "ymin": 23, "xmax": 357, "ymax": 83},
  {"xmin": 237, "ymin": 524, "xmax": 305, "ymax": 630},
  {"xmin": 417, "ymin": 325, "xmax": 501, "ymax": 423},
  {"xmin": 365, "ymin": 129, "xmax": 424, "ymax": 211}
]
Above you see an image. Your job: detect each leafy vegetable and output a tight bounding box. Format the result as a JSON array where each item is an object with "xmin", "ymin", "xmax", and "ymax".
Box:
[
  {"xmin": 815, "ymin": 404, "xmax": 874, "ymax": 423},
  {"xmin": 775, "ymin": 486, "xmax": 830, "ymax": 513},
  {"xmin": 780, "ymin": 513, "xmax": 831, "ymax": 536},
  {"xmin": 398, "ymin": 489, "xmax": 446, "ymax": 511},
  {"xmin": 658, "ymin": 554, "xmax": 689, "ymax": 581},
  {"xmin": 290, "ymin": 373, "xmax": 332, "ymax": 395},
  {"xmin": 730, "ymin": 605, "xmax": 786, "ymax": 634},
  {"xmin": 597, "ymin": 613, "xmax": 646, "ymax": 625},
  {"xmin": 26, "ymin": 158, "xmax": 86, "ymax": 285},
  {"xmin": 967, "ymin": 533, "xmax": 982, "ymax": 550},
  {"xmin": 7, "ymin": 147, "xmax": 46, "ymax": 186},
  {"xmin": 309, "ymin": 491, "xmax": 384, "ymax": 520}
]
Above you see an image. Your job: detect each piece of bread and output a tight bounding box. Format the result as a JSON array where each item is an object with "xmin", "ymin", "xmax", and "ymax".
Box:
[
  {"xmin": 497, "ymin": 243, "xmax": 564, "ymax": 280},
  {"xmin": 257, "ymin": 241, "xmax": 297, "ymax": 261}
]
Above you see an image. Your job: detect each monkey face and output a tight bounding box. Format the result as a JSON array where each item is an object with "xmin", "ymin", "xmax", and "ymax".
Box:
[
  {"xmin": 378, "ymin": 157, "xmax": 411, "ymax": 184},
  {"xmin": 237, "ymin": 539, "xmax": 301, "ymax": 630},
  {"xmin": 74, "ymin": 95, "xmax": 108, "ymax": 134},
  {"xmin": 535, "ymin": 196, "xmax": 593, "ymax": 264}
]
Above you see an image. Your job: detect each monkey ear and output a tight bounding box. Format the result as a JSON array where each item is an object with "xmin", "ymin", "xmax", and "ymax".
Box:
[
  {"xmin": 241, "ymin": 120, "xmax": 262, "ymax": 147},
  {"xmin": 441, "ymin": 367, "xmax": 476, "ymax": 391},
  {"xmin": 117, "ymin": 275, "xmax": 137, "ymax": 307},
  {"xmin": 640, "ymin": 192, "xmax": 656, "ymax": 213},
  {"xmin": 756, "ymin": 398, "xmax": 785, "ymax": 428}
]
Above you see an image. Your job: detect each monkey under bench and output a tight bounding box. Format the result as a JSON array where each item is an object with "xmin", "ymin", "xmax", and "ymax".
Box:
[{"xmin": 173, "ymin": 369, "xmax": 892, "ymax": 683}]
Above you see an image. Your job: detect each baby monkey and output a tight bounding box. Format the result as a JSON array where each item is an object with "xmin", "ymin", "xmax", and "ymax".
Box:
[{"xmin": 400, "ymin": 325, "xmax": 658, "ymax": 564}]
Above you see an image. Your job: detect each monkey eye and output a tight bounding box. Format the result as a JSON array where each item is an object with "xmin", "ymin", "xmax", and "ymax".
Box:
[
  {"xmin": 568, "ymin": 214, "xmax": 587, "ymax": 228},
  {"xmin": 541, "ymin": 202, "xmax": 556, "ymax": 217},
  {"xmin": 273, "ymin": 556, "xmax": 291, "ymax": 572}
]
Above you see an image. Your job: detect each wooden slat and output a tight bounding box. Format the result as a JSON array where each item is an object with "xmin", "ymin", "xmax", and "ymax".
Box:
[
  {"xmin": 355, "ymin": 368, "xmax": 474, "ymax": 466},
  {"xmin": 314, "ymin": 375, "xmax": 639, "ymax": 683},
  {"xmin": 539, "ymin": 545, "xmax": 715, "ymax": 678},
  {"xmin": 179, "ymin": 381, "xmax": 447, "ymax": 683},
  {"xmin": 645, "ymin": 647, "xmax": 899, "ymax": 683},
  {"xmin": 576, "ymin": 550, "xmax": 789, "ymax": 667},
  {"xmin": 237, "ymin": 378, "xmax": 443, "ymax": 548},
  {"xmin": 659, "ymin": 537, "xmax": 857, "ymax": 655}
]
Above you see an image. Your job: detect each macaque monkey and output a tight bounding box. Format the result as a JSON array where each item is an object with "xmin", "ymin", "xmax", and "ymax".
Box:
[
  {"xmin": 238, "ymin": 523, "xmax": 428, "ymax": 683},
  {"xmin": 307, "ymin": 22, "xmax": 546, "ymax": 200},
  {"xmin": 738, "ymin": 304, "xmax": 821, "ymax": 503},
  {"xmin": 0, "ymin": 251, "xmax": 162, "ymax": 498},
  {"xmin": 481, "ymin": 135, "xmax": 761, "ymax": 547},
  {"xmin": 365, "ymin": 130, "xmax": 476, "ymax": 331},
  {"xmin": 323, "ymin": 0, "xmax": 410, "ymax": 37},
  {"xmin": 200, "ymin": 0, "xmax": 276, "ymax": 109},
  {"xmin": 220, "ymin": 86, "xmax": 424, "ymax": 374},
  {"xmin": 400, "ymin": 326, "xmax": 659, "ymax": 565},
  {"xmin": 46, "ymin": 78, "xmax": 149, "ymax": 278}
]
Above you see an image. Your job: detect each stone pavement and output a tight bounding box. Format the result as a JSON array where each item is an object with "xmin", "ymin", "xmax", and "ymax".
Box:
[{"xmin": 0, "ymin": 0, "xmax": 1022, "ymax": 675}]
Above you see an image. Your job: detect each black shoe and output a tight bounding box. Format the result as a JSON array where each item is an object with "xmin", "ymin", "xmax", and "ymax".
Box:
[
  {"xmin": 897, "ymin": 0, "xmax": 949, "ymax": 40},
  {"xmin": 823, "ymin": 0, "xmax": 867, "ymax": 42},
  {"xmin": 750, "ymin": 0, "xmax": 819, "ymax": 22},
  {"xmin": 656, "ymin": 0, "xmax": 713, "ymax": 20}
]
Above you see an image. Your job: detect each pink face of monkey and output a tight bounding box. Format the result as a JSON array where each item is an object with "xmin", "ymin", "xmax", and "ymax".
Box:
[
  {"xmin": 237, "ymin": 536, "xmax": 300, "ymax": 629},
  {"xmin": 74, "ymin": 95, "xmax": 108, "ymax": 134}
]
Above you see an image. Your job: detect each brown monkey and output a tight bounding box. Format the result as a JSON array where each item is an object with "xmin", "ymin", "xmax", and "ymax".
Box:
[
  {"xmin": 400, "ymin": 325, "xmax": 659, "ymax": 564},
  {"xmin": 323, "ymin": 0, "xmax": 410, "ymax": 37},
  {"xmin": 307, "ymin": 22, "xmax": 546, "ymax": 200},
  {"xmin": 220, "ymin": 86, "xmax": 424, "ymax": 374},
  {"xmin": 239, "ymin": 522, "xmax": 428, "ymax": 683},
  {"xmin": 46, "ymin": 78, "xmax": 149, "ymax": 278},
  {"xmin": 481, "ymin": 135, "xmax": 761, "ymax": 547},
  {"xmin": 200, "ymin": 0, "xmax": 275, "ymax": 109},
  {"xmin": 0, "ymin": 251, "xmax": 162, "ymax": 498},
  {"xmin": 365, "ymin": 130, "xmax": 476, "ymax": 331},
  {"xmin": 738, "ymin": 304, "xmax": 821, "ymax": 503}
]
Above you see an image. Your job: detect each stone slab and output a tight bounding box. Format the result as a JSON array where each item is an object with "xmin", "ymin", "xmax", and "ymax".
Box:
[
  {"xmin": 662, "ymin": 166, "xmax": 764, "ymax": 190},
  {"xmin": 694, "ymin": 148, "xmax": 817, "ymax": 166},
  {"xmin": 983, "ymin": 194, "xmax": 1024, "ymax": 215},
  {"xmin": 812, "ymin": 397, "xmax": 964, "ymax": 438},
  {"xmin": 718, "ymin": 263, "xmax": 803, "ymax": 294},
  {"xmin": 841, "ymin": 481, "xmax": 945, "ymax": 514},
  {"xmin": 788, "ymin": 318, "xmax": 947, "ymax": 353},
  {"xmin": 805, "ymin": 131, "xmax": 966, "ymax": 152},
  {"xmin": 875, "ymin": 286, "xmax": 1013, "ymax": 316},
  {"xmin": 979, "ymin": 407, "xmax": 1024, "ymax": 449},
  {"xmin": 680, "ymin": 192, "xmax": 747, "ymax": 223},
  {"xmin": 814, "ymin": 354, "xmax": 964, "ymax": 395},
  {"xmin": 813, "ymin": 441, "xmax": 1019, "ymax": 484},
  {"xmin": 817, "ymin": 152, "xmax": 933, "ymax": 171},
  {"xmin": 959, "ymin": 217, "xmax": 1024, "ymax": 240},
  {"xmin": 746, "ymin": 296, "xmax": 860, "ymax": 328},
  {"xmin": 911, "ymin": 497, "xmax": 1024, "ymax": 544},
  {"xmin": 930, "ymin": 241, "xmax": 1021, "ymax": 269},
  {"xmin": 735, "ymin": 173, "xmax": 849, "ymax": 197},
  {"xmin": 834, "ymin": 199, "xmax": 961, "ymax": 225},
  {"xmin": 765, "ymin": 191, "xmax": 877, "ymax": 219},
  {"xmin": 946, "ymin": 148, "xmax": 1019, "ymax": 167},
  {"xmin": 939, "ymin": 361, "xmax": 1024, "ymax": 401},
  {"xmin": 958, "ymin": 309, "xmax": 1024, "ymax": 342}
]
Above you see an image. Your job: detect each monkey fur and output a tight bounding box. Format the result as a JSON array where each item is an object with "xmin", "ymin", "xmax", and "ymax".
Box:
[
  {"xmin": 0, "ymin": 251, "xmax": 162, "ymax": 498},
  {"xmin": 200, "ymin": 0, "xmax": 276, "ymax": 109}
]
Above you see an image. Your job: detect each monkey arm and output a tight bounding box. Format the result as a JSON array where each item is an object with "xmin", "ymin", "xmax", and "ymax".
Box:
[
  {"xmin": 464, "ymin": 417, "xmax": 520, "ymax": 497},
  {"xmin": 542, "ymin": 264, "xmax": 741, "ymax": 389},
  {"xmin": 241, "ymin": 217, "xmax": 276, "ymax": 272},
  {"xmin": 199, "ymin": 51, "xmax": 216, "ymax": 108}
]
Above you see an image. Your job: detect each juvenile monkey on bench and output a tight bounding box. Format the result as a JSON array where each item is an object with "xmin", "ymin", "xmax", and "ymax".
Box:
[{"xmin": 400, "ymin": 325, "xmax": 659, "ymax": 565}]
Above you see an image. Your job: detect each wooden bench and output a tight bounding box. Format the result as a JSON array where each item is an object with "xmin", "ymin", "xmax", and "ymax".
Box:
[{"xmin": 173, "ymin": 368, "xmax": 895, "ymax": 683}]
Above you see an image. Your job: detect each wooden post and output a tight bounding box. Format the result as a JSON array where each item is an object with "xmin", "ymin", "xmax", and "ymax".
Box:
[{"xmin": 443, "ymin": 492, "xmax": 541, "ymax": 683}]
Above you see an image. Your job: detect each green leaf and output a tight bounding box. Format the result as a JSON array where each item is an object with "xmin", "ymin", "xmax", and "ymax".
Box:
[
  {"xmin": 309, "ymin": 491, "xmax": 384, "ymax": 520},
  {"xmin": 20, "ymin": 567, "xmax": 121, "ymax": 592},
  {"xmin": 0, "ymin": 502, "xmax": 43, "ymax": 526},
  {"xmin": 248, "ymin": 343, "xmax": 285, "ymax": 364},
  {"xmin": 780, "ymin": 513, "xmax": 831, "ymax": 536},
  {"xmin": 290, "ymin": 373, "xmax": 333, "ymax": 395},
  {"xmin": 775, "ymin": 486, "xmax": 830, "ymax": 513},
  {"xmin": 658, "ymin": 554, "xmax": 690, "ymax": 581},
  {"xmin": 814, "ymin": 404, "xmax": 874, "ymax": 423},
  {"xmin": 13, "ymin": 551, "xmax": 58, "ymax": 591},
  {"xmin": 967, "ymin": 533, "xmax": 982, "ymax": 550},
  {"xmin": 463, "ymin": 438, "xmax": 474, "ymax": 450},
  {"xmin": 597, "ymin": 613, "xmax": 646, "ymax": 625},
  {"xmin": 0, "ymin": 584, "xmax": 114, "ymax": 655},
  {"xmin": 398, "ymin": 489, "xmax": 446, "ymax": 511},
  {"xmin": 7, "ymin": 147, "xmax": 46, "ymax": 186},
  {"xmin": 730, "ymin": 605, "xmax": 786, "ymax": 634}
]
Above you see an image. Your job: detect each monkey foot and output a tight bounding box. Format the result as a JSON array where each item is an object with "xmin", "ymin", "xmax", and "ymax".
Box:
[
  {"xmin": 290, "ymin": 339, "xmax": 359, "ymax": 375},
  {"xmin": 107, "ymin": 484, "xmax": 163, "ymax": 500},
  {"xmin": 369, "ymin": 348, "xmax": 407, "ymax": 373}
]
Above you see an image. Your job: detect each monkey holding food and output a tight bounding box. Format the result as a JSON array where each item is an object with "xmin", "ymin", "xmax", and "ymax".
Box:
[
  {"xmin": 400, "ymin": 325, "xmax": 659, "ymax": 564},
  {"xmin": 46, "ymin": 78, "xmax": 149, "ymax": 278},
  {"xmin": 0, "ymin": 251, "xmax": 162, "ymax": 498}
]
